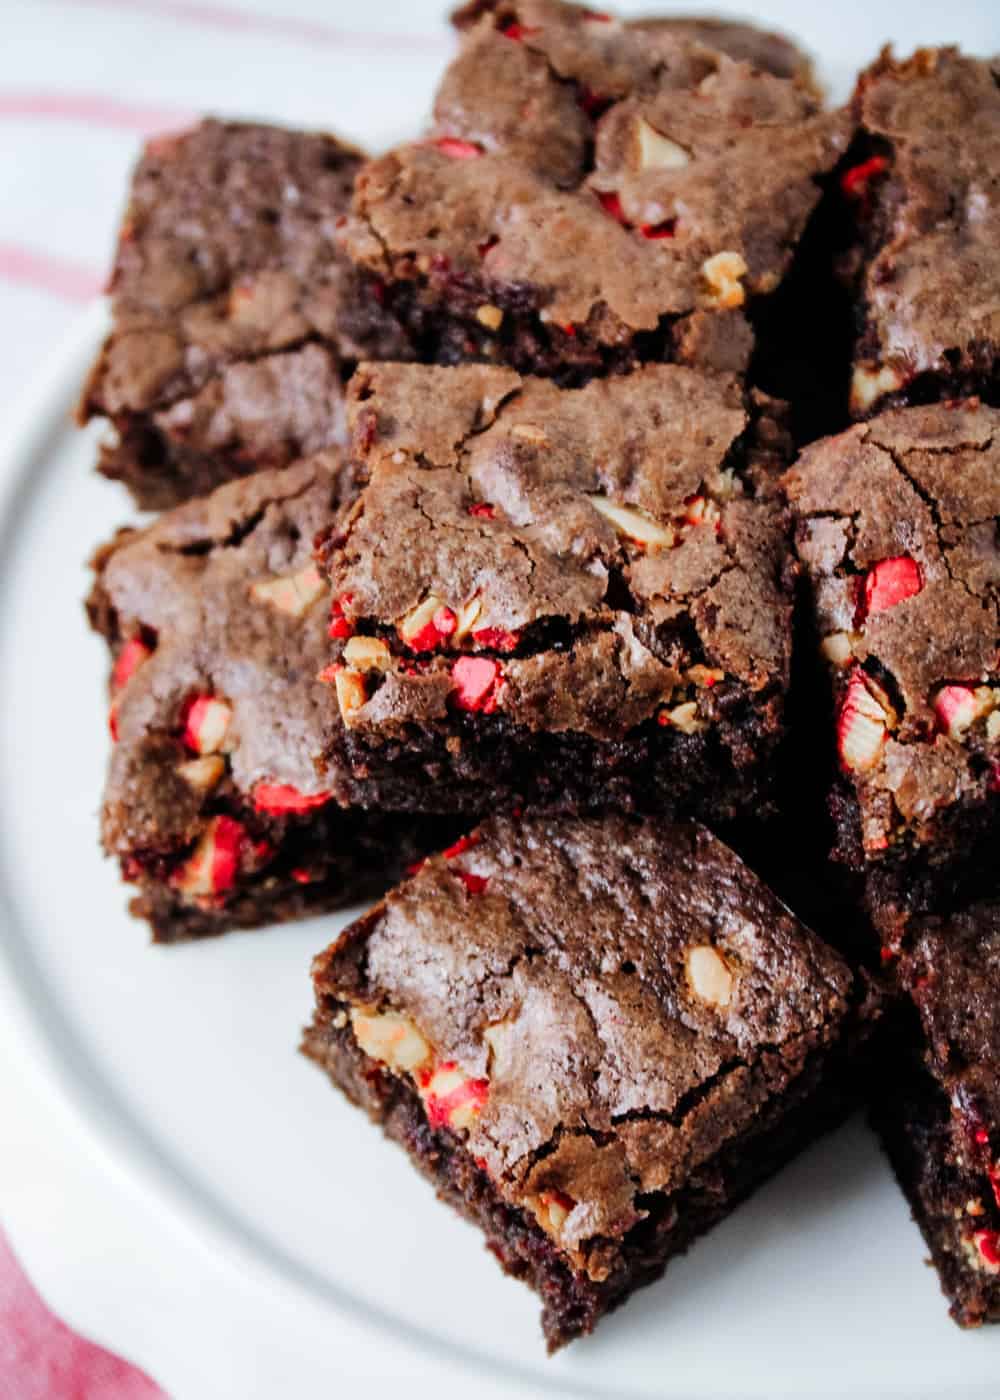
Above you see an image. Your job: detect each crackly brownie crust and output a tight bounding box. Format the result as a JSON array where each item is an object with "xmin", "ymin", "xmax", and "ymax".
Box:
[
  {"xmin": 784, "ymin": 402, "xmax": 1000, "ymax": 914},
  {"xmin": 315, "ymin": 361, "xmax": 795, "ymax": 818},
  {"xmin": 79, "ymin": 120, "xmax": 412, "ymax": 508},
  {"xmin": 303, "ymin": 814, "xmax": 865, "ymax": 1349},
  {"xmin": 450, "ymin": 4, "xmax": 817, "ymax": 86},
  {"xmin": 874, "ymin": 905, "xmax": 1000, "ymax": 1328},
  {"xmin": 842, "ymin": 48, "xmax": 1000, "ymax": 418},
  {"xmin": 341, "ymin": 0, "xmax": 846, "ymax": 381},
  {"xmin": 87, "ymin": 455, "xmax": 451, "ymax": 940}
]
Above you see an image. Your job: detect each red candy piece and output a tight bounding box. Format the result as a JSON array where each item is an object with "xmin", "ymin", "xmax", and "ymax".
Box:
[
  {"xmin": 841, "ymin": 154, "xmax": 889, "ymax": 198},
  {"xmin": 457, "ymin": 871, "xmax": 489, "ymax": 895},
  {"xmin": 468, "ymin": 502, "xmax": 496, "ymax": 519},
  {"xmin": 974, "ymin": 1230, "xmax": 1000, "ymax": 1268},
  {"xmin": 640, "ymin": 220, "xmax": 676, "ymax": 240},
  {"xmin": 596, "ymin": 190, "xmax": 626, "ymax": 224},
  {"xmin": 112, "ymin": 636, "xmax": 154, "ymax": 692},
  {"xmin": 181, "ymin": 694, "xmax": 231, "ymax": 755},
  {"xmin": 501, "ymin": 20, "xmax": 540, "ymax": 40},
  {"xmin": 988, "ymin": 1162, "xmax": 1000, "ymax": 1210},
  {"xmin": 435, "ymin": 137, "xmax": 483, "ymax": 160},
  {"xmin": 860, "ymin": 555, "xmax": 922, "ymax": 622},
  {"xmin": 253, "ymin": 782, "xmax": 334, "ymax": 815},
  {"xmin": 432, "ymin": 605, "xmax": 458, "ymax": 638},
  {"xmin": 329, "ymin": 593, "xmax": 355, "ymax": 641},
  {"xmin": 934, "ymin": 685, "xmax": 980, "ymax": 737},
  {"xmin": 171, "ymin": 815, "xmax": 246, "ymax": 898},
  {"xmin": 836, "ymin": 670, "xmax": 887, "ymax": 773},
  {"xmin": 443, "ymin": 832, "xmax": 481, "ymax": 859},
  {"xmin": 472, "ymin": 626, "xmax": 520, "ymax": 653},
  {"xmin": 422, "ymin": 1062, "xmax": 490, "ymax": 1130},
  {"xmin": 451, "ymin": 656, "xmax": 501, "ymax": 712},
  {"xmin": 291, "ymin": 867, "xmax": 315, "ymax": 884}
]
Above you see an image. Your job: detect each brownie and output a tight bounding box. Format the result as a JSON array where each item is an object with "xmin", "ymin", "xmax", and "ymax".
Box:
[
  {"xmin": 842, "ymin": 48, "xmax": 1000, "ymax": 418},
  {"xmin": 314, "ymin": 360, "xmax": 795, "ymax": 819},
  {"xmin": 303, "ymin": 814, "xmax": 869, "ymax": 1350},
  {"xmin": 873, "ymin": 902, "xmax": 1000, "ymax": 1327},
  {"xmin": 451, "ymin": 4, "xmax": 817, "ymax": 86},
  {"xmin": 783, "ymin": 400, "xmax": 1000, "ymax": 921},
  {"xmin": 87, "ymin": 454, "xmax": 452, "ymax": 941},
  {"xmin": 340, "ymin": 0, "xmax": 847, "ymax": 381},
  {"xmin": 79, "ymin": 120, "xmax": 412, "ymax": 508}
]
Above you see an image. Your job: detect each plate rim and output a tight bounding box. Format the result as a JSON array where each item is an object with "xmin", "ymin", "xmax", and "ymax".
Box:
[{"xmin": 0, "ymin": 305, "xmax": 622, "ymax": 1400}]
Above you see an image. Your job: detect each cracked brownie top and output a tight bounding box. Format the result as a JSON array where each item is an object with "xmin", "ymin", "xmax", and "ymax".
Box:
[
  {"xmin": 317, "ymin": 362, "xmax": 793, "ymax": 744},
  {"xmin": 90, "ymin": 455, "xmax": 353, "ymax": 882},
  {"xmin": 784, "ymin": 401, "xmax": 1000, "ymax": 858},
  {"xmin": 313, "ymin": 814, "xmax": 853, "ymax": 1273},
  {"xmin": 342, "ymin": 0, "xmax": 846, "ymax": 373},
  {"xmin": 845, "ymin": 48, "xmax": 1000, "ymax": 416},
  {"xmin": 80, "ymin": 119, "xmax": 409, "ymax": 429}
]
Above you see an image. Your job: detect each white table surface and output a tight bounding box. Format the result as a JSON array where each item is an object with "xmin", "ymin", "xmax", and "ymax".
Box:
[{"xmin": 1, "ymin": 3, "xmax": 997, "ymax": 1397}]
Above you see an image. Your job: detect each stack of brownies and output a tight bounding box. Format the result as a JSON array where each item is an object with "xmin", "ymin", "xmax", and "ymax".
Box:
[{"xmin": 79, "ymin": 0, "xmax": 1000, "ymax": 1349}]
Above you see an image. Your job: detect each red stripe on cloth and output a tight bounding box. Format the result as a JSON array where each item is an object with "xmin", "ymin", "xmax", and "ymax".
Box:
[
  {"xmin": 0, "ymin": 244, "xmax": 103, "ymax": 302},
  {"xmin": 0, "ymin": 93, "xmax": 195, "ymax": 132},
  {"xmin": 0, "ymin": 1231, "xmax": 165, "ymax": 1398},
  {"xmin": 59, "ymin": 0, "xmax": 449, "ymax": 52}
]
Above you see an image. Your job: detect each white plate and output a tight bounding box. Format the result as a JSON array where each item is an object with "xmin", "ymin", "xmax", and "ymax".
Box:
[{"xmin": 3, "ymin": 8, "xmax": 1000, "ymax": 1387}]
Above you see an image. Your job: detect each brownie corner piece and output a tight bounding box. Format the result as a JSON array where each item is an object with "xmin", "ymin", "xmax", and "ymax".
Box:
[
  {"xmin": 303, "ymin": 813, "xmax": 869, "ymax": 1350},
  {"xmin": 343, "ymin": 0, "xmax": 846, "ymax": 379},
  {"xmin": 783, "ymin": 399, "xmax": 1000, "ymax": 915},
  {"xmin": 872, "ymin": 901, "xmax": 1000, "ymax": 1327},
  {"xmin": 843, "ymin": 46, "xmax": 1000, "ymax": 418},
  {"xmin": 79, "ymin": 118, "xmax": 411, "ymax": 508},
  {"xmin": 89, "ymin": 451, "xmax": 447, "ymax": 940},
  {"xmin": 318, "ymin": 360, "xmax": 795, "ymax": 819}
]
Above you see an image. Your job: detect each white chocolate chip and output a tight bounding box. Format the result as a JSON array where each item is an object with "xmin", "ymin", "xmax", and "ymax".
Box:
[
  {"xmin": 475, "ymin": 303, "xmax": 504, "ymax": 331},
  {"xmin": 588, "ymin": 496, "xmax": 675, "ymax": 548},
  {"xmin": 663, "ymin": 700, "xmax": 704, "ymax": 734},
  {"xmin": 821, "ymin": 632, "xmax": 853, "ymax": 667},
  {"xmin": 511, "ymin": 423, "xmax": 549, "ymax": 445},
  {"xmin": 343, "ymin": 635, "xmax": 391, "ymax": 670},
  {"xmin": 701, "ymin": 251, "xmax": 748, "ymax": 309},
  {"xmin": 350, "ymin": 1007, "xmax": 432, "ymax": 1074},
  {"xmin": 334, "ymin": 667, "xmax": 367, "ymax": 722},
  {"xmin": 687, "ymin": 664, "xmax": 724, "ymax": 688},
  {"xmin": 686, "ymin": 945, "xmax": 734, "ymax": 1007},
  {"xmin": 249, "ymin": 563, "xmax": 326, "ymax": 617},
  {"xmin": 634, "ymin": 116, "xmax": 690, "ymax": 171},
  {"xmin": 529, "ymin": 1190, "xmax": 574, "ymax": 1237},
  {"xmin": 176, "ymin": 755, "xmax": 225, "ymax": 792},
  {"xmin": 454, "ymin": 596, "xmax": 483, "ymax": 641},
  {"xmin": 398, "ymin": 595, "xmax": 446, "ymax": 645},
  {"xmin": 987, "ymin": 709, "xmax": 1000, "ymax": 743},
  {"xmin": 849, "ymin": 364, "xmax": 906, "ymax": 415}
]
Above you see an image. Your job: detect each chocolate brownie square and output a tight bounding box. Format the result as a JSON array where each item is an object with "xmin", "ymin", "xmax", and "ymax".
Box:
[
  {"xmin": 784, "ymin": 401, "xmax": 1000, "ymax": 921},
  {"xmin": 315, "ymin": 361, "xmax": 795, "ymax": 819},
  {"xmin": 79, "ymin": 120, "xmax": 411, "ymax": 509},
  {"xmin": 341, "ymin": 0, "xmax": 846, "ymax": 381},
  {"xmin": 87, "ymin": 454, "xmax": 451, "ymax": 941},
  {"xmin": 842, "ymin": 48, "xmax": 1000, "ymax": 418},
  {"xmin": 303, "ymin": 813, "xmax": 870, "ymax": 1351},
  {"xmin": 873, "ymin": 902, "xmax": 1000, "ymax": 1327}
]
